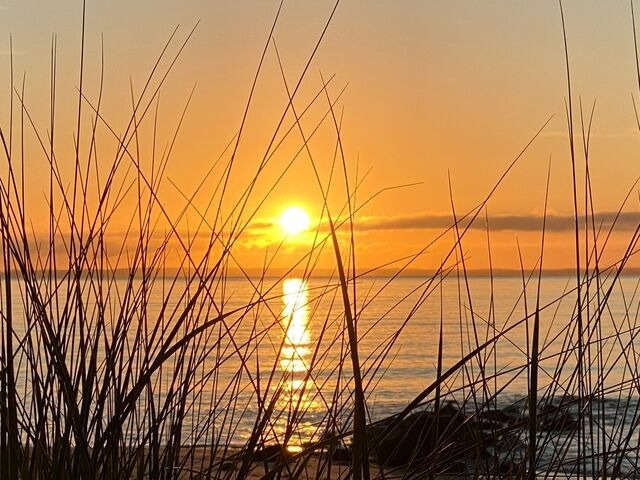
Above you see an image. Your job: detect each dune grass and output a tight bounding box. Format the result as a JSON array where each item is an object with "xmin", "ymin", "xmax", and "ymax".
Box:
[{"xmin": 2, "ymin": 1, "xmax": 640, "ymax": 479}]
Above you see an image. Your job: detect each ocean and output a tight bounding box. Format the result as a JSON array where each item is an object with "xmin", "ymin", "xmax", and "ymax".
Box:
[{"xmin": 7, "ymin": 273, "xmax": 640, "ymax": 475}]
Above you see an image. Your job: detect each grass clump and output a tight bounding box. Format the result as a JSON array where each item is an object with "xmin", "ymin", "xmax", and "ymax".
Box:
[{"xmin": 2, "ymin": 2, "xmax": 640, "ymax": 479}]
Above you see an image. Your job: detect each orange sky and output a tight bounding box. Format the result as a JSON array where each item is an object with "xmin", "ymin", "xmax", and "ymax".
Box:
[{"xmin": 1, "ymin": 1, "xmax": 640, "ymax": 274}]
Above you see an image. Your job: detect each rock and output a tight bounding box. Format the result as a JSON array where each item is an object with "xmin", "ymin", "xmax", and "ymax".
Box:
[
  {"xmin": 251, "ymin": 444, "xmax": 291, "ymax": 463},
  {"xmin": 369, "ymin": 402, "xmax": 482, "ymax": 467},
  {"xmin": 470, "ymin": 416, "xmax": 504, "ymax": 431},
  {"xmin": 501, "ymin": 403, "xmax": 524, "ymax": 424},
  {"xmin": 480, "ymin": 408, "xmax": 512, "ymax": 424},
  {"xmin": 331, "ymin": 446, "xmax": 351, "ymax": 463},
  {"xmin": 538, "ymin": 403, "xmax": 577, "ymax": 431}
]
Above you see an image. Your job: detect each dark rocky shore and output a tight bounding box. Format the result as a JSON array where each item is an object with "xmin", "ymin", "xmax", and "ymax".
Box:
[
  {"xmin": 211, "ymin": 396, "xmax": 639, "ymax": 478},
  {"xmin": 291, "ymin": 397, "xmax": 583, "ymax": 478}
]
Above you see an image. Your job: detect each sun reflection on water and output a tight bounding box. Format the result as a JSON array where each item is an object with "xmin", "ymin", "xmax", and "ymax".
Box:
[
  {"xmin": 277, "ymin": 278, "xmax": 318, "ymax": 450},
  {"xmin": 281, "ymin": 278, "xmax": 311, "ymax": 375}
]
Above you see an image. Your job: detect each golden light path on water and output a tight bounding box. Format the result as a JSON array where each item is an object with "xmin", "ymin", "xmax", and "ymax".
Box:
[{"xmin": 277, "ymin": 278, "xmax": 317, "ymax": 452}]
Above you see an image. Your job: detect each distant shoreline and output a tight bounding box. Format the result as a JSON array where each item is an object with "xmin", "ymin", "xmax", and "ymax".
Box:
[{"xmin": 5, "ymin": 267, "xmax": 640, "ymax": 279}]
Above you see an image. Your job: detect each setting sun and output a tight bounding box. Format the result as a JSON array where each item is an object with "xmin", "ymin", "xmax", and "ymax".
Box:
[{"xmin": 279, "ymin": 206, "xmax": 311, "ymax": 236}]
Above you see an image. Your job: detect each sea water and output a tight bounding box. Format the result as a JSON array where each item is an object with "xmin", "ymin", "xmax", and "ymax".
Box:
[{"xmin": 6, "ymin": 273, "xmax": 640, "ymax": 475}]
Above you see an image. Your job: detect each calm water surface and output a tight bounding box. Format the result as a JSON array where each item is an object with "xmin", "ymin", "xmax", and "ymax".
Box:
[
  {"xmin": 9, "ymin": 273, "xmax": 640, "ymax": 473},
  {"xmin": 212, "ymin": 275, "xmax": 640, "ymax": 447}
]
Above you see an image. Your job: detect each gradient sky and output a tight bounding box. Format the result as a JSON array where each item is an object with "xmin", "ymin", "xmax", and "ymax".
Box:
[{"xmin": 1, "ymin": 1, "xmax": 640, "ymax": 273}]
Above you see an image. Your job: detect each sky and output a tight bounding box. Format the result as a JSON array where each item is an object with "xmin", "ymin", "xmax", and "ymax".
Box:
[{"xmin": 1, "ymin": 1, "xmax": 640, "ymax": 274}]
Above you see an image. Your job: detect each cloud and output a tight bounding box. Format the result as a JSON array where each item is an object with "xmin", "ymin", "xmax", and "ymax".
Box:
[
  {"xmin": 355, "ymin": 211, "xmax": 640, "ymax": 233},
  {"xmin": 246, "ymin": 219, "xmax": 274, "ymax": 231}
]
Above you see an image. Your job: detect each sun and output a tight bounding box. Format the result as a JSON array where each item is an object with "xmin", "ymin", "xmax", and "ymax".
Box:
[{"xmin": 279, "ymin": 206, "xmax": 311, "ymax": 236}]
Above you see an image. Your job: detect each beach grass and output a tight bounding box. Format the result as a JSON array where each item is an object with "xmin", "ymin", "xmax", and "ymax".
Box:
[{"xmin": 2, "ymin": 1, "xmax": 640, "ymax": 479}]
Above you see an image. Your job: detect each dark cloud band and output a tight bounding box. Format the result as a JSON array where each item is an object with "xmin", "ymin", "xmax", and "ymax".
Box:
[{"xmin": 355, "ymin": 211, "xmax": 640, "ymax": 233}]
